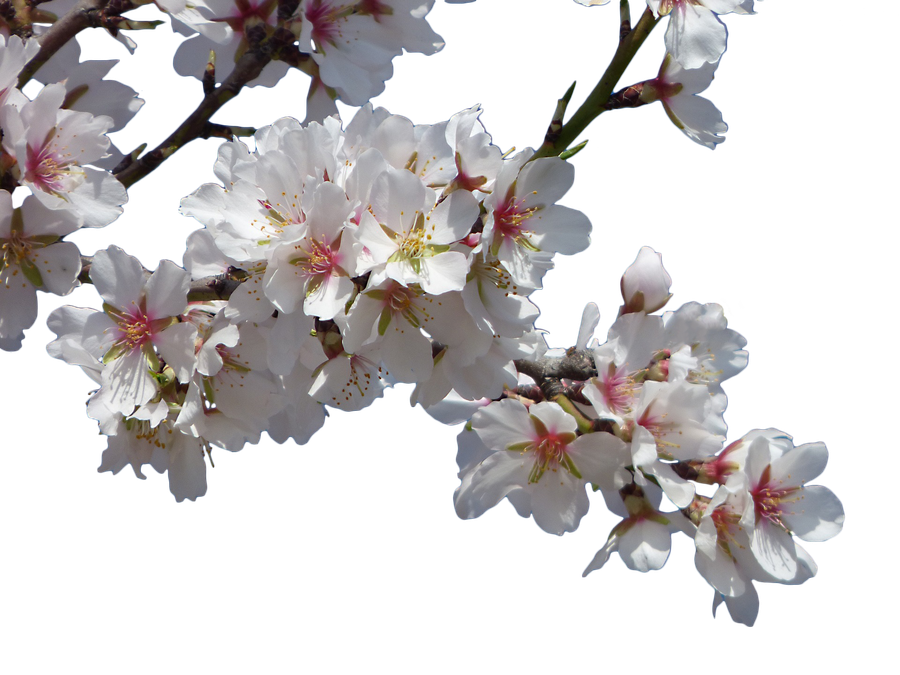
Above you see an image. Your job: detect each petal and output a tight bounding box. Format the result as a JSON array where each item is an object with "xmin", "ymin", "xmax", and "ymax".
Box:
[
  {"xmin": 454, "ymin": 451, "xmax": 529, "ymax": 520},
  {"xmin": 618, "ymin": 519, "xmax": 671, "ymax": 572},
  {"xmin": 781, "ymin": 485, "xmax": 845, "ymax": 542}
]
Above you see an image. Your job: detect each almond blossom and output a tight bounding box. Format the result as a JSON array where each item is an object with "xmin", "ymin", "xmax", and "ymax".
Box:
[
  {"xmin": 80, "ymin": 246, "xmax": 197, "ymax": 417},
  {"xmin": 1, "ymin": 83, "xmax": 127, "ymax": 227},
  {"xmin": 481, "ymin": 151, "xmax": 590, "ymax": 288},
  {"xmin": 647, "ymin": 0, "xmax": 743, "ymax": 69},
  {"xmin": 0, "ymin": 193, "xmax": 82, "ymax": 351},
  {"xmin": 455, "ymin": 399, "xmax": 629, "ymax": 535},
  {"xmin": 641, "ymin": 54, "xmax": 727, "ymax": 149}
]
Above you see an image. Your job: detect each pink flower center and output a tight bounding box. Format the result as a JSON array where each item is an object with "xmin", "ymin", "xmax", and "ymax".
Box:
[
  {"xmin": 306, "ymin": 0, "xmax": 345, "ymax": 46},
  {"xmin": 492, "ymin": 196, "xmax": 537, "ymax": 242},
  {"xmin": 751, "ymin": 466, "xmax": 798, "ymax": 530},
  {"xmin": 293, "ymin": 238, "xmax": 341, "ymax": 278},
  {"xmin": 600, "ymin": 364, "xmax": 637, "ymax": 414},
  {"xmin": 213, "ymin": 0, "xmax": 277, "ymax": 34},
  {"xmin": 25, "ymin": 143, "xmax": 81, "ymax": 194},
  {"xmin": 116, "ymin": 309, "xmax": 154, "ymax": 351}
]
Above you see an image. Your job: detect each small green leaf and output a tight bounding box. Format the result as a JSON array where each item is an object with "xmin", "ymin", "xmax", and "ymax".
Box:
[{"xmin": 559, "ymin": 140, "xmax": 588, "ymax": 160}]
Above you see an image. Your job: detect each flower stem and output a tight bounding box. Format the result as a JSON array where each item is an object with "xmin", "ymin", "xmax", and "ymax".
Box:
[{"xmin": 532, "ymin": 7, "xmax": 660, "ymax": 159}]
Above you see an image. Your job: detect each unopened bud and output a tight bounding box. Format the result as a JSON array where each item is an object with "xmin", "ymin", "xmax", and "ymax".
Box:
[{"xmin": 620, "ymin": 246, "xmax": 672, "ymax": 315}]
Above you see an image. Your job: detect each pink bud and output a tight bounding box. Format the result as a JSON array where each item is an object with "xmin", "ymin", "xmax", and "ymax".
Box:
[{"xmin": 620, "ymin": 246, "xmax": 672, "ymax": 314}]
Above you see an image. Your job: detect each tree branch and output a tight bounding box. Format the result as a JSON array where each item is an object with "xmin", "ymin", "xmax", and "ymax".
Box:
[{"xmin": 532, "ymin": 7, "xmax": 659, "ymax": 159}]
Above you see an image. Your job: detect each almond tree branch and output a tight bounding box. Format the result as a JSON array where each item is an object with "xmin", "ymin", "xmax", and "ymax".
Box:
[
  {"xmin": 532, "ymin": 7, "xmax": 659, "ymax": 159},
  {"xmin": 113, "ymin": 29, "xmax": 312, "ymax": 189},
  {"xmin": 17, "ymin": 0, "xmax": 111, "ymax": 87}
]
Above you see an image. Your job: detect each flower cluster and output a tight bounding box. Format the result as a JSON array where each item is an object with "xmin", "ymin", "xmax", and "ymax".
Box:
[
  {"xmin": 451, "ymin": 247, "xmax": 843, "ymax": 625},
  {"xmin": 47, "ymin": 104, "xmax": 591, "ymax": 500},
  {"xmin": 163, "ymin": 0, "xmax": 445, "ymax": 114},
  {"xmin": 2, "ymin": 0, "xmax": 844, "ymax": 628},
  {"xmin": 0, "ymin": 34, "xmax": 133, "ymax": 350}
]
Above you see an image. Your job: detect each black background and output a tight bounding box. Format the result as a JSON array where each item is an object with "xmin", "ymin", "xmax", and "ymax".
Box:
[{"xmin": 10, "ymin": 0, "xmax": 848, "ymax": 630}]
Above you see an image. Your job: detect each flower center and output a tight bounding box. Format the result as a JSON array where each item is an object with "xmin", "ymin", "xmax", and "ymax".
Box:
[
  {"xmin": 306, "ymin": 0, "xmax": 351, "ymax": 47},
  {"xmin": 25, "ymin": 142, "xmax": 84, "ymax": 194},
  {"xmin": 293, "ymin": 238, "xmax": 340, "ymax": 277},
  {"xmin": 600, "ymin": 363, "xmax": 638, "ymax": 414},
  {"xmin": 751, "ymin": 466, "xmax": 798, "ymax": 530}
]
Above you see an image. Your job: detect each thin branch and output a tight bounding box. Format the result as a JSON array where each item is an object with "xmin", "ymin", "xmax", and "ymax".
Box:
[
  {"xmin": 619, "ymin": 0, "xmax": 631, "ymax": 42},
  {"xmin": 18, "ymin": 0, "xmax": 111, "ymax": 87},
  {"xmin": 532, "ymin": 7, "xmax": 660, "ymax": 159}
]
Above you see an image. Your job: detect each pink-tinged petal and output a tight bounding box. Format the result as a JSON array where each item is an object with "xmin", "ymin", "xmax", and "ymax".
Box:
[
  {"xmin": 781, "ymin": 485, "xmax": 844, "ymax": 542},
  {"xmin": 144, "ymin": 260, "xmax": 190, "ymax": 319},
  {"xmin": 90, "ymin": 246, "xmax": 145, "ymax": 310},
  {"xmin": 749, "ymin": 519, "xmax": 798, "ymax": 581},
  {"xmin": 454, "ymin": 451, "xmax": 529, "ymax": 520},
  {"xmin": 618, "ymin": 519, "xmax": 671, "ymax": 572}
]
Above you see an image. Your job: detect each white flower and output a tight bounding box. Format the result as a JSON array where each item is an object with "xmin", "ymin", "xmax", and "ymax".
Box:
[
  {"xmin": 583, "ymin": 483, "xmax": 674, "ymax": 573},
  {"xmin": 642, "ymin": 55, "xmax": 727, "ymax": 149},
  {"xmin": 455, "ymin": 399, "xmax": 629, "ymax": 535},
  {"xmin": 740, "ymin": 432, "xmax": 844, "ymax": 581},
  {"xmin": 647, "ymin": 0, "xmax": 742, "ymax": 69},
  {"xmin": 297, "ymin": 0, "xmax": 444, "ymax": 105},
  {"xmin": 482, "ymin": 151, "xmax": 590, "ymax": 288},
  {"xmin": 0, "ymin": 193, "xmax": 82, "ymax": 351},
  {"xmin": 2, "ymin": 83, "xmax": 127, "ymax": 227},
  {"xmin": 357, "ymin": 166, "xmax": 478, "ymax": 294},
  {"xmin": 81, "ymin": 247, "xmax": 197, "ymax": 416}
]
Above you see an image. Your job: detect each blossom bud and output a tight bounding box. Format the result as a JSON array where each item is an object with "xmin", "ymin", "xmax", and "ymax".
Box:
[{"xmin": 620, "ymin": 247, "xmax": 673, "ymax": 314}]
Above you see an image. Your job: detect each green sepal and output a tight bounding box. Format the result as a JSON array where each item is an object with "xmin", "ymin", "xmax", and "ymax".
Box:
[
  {"xmin": 20, "ymin": 258, "xmax": 43, "ymax": 288},
  {"xmin": 529, "ymin": 414, "xmax": 549, "ymax": 437},
  {"xmin": 203, "ymin": 377, "xmax": 217, "ymax": 404},
  {"xmin": 306, "ymin": 277, "xmax": 323, "ymax": 298},
  {"xmin": 506, "ymin": 441, "xmax": 532, "ymax": 453},
  {"xmin": 377, "ymin": 307, "xmax": 392, "ymax": 336},
  {"xmin": 30, "ymin": 235, "xmax": 60, "ymax": 247},
  {"xmin": 517, "ymin": 235, "xmax": 541, "ymax": 253},
  {"xmin": 102, "ymin": 342, "xmax": 128, "ymax": 364},
  {"xmin": 560, "ymin": 454, "xmax": 583, "ymax": 480}
]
